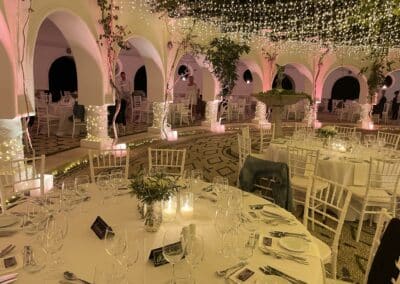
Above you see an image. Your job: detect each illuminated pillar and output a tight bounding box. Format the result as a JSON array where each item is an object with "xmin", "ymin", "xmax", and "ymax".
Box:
[
  {"xmin": 202, "ymin": 100, "xmax": 219, "ymax": 127},
  {"xmin": 252, "ymin": 101, "xmax": 268, "ymax": 125},
  {"xmin": 0, "ymin": 118, "xmax": 24, "ymax": 173},
  {"xmin": 148, "ymin": 101, "xmax": 170, "ymax": 139},
  {"xmin": 80, "ymin": 105, "xmax": 113, "ymax": 149}
]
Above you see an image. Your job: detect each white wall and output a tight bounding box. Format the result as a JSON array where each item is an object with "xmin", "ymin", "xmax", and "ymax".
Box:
[
  {"xmin": 173, "ymin": 55, "xmax": 203, "ymax": 96},
  {"xmin": 231, "ymin": 62, "xmax": 254, "ymax": 97},
  {"xmin": 33, "ymin": 44, "xmax": 69, "ymax": 90},
  {"xmin": 118, "ymin": 54, "xmax": 145, "ymax": 90}
]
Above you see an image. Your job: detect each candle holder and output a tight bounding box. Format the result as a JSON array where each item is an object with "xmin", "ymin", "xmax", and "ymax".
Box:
[
  {"xmin": 180, "ymin": 191, "xmax": 194, "ymax": 219},
  {"xmin": 162, "ymin": 195, "xmax": 178, "ymax": 222}
]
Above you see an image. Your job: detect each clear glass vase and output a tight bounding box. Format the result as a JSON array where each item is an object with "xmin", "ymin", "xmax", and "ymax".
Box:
[{"xmin": 144, "ymin": 202, "xmax": 162, "ymax": 232}]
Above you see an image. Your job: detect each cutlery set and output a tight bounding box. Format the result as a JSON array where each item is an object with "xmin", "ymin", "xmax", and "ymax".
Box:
[
  {"xmin": 260, "ymin": 246, "xmax": 309, "ymax": 265},
  {"xmin": 216, "ymin": 261, "xmax": 248, "ymax": 279},
  {"xmin": 0, "ymin": 245, "xmax": 15, "ymax": 258},
  {"xmin": 259, "ymin": 266, "xmax": 306, "ymax": 284},
  {"xmin": 269, "ymin": 231, "xmax": 311, "ymax": 242},
  {"xmin": 0, "ymin": 273, "xmax": 17, "ymax": 284}
]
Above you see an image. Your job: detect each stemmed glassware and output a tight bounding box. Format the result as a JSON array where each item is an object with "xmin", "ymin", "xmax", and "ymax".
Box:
[
  {"xmin": 185, "ymin": 235, "xmax": 204, "ymax": 283},
  {"xmin": 190, "ymin": 169, "xmax": 203, "ymax": 191},
  {"xmin": 235, "ymin": 227, "xmax": 254, "ymax": 264},
  {"xmin": 97, "ymin": 174, "xmax": 112, "ymax": 204},
  {"xmin": 120, "ymin": 229, "xmax": 140, "ymax": 277},
  {"xmin": 41, "ymin": 218, "xmax": 64, "ymax": 272},
  {"xmin": 61, "ymin": 180, "xmax": 77, "ymax": 212},
  {"xmin": 104, "ymin": 227, "xmax": 127, "ymax": 262},
  {"xmin": 214, "ymin": 208, "xmax": 235, "ymax": 256},
  {"xmin": 162, "ymin": 229, "xmax": 185, "ymax": 284}
]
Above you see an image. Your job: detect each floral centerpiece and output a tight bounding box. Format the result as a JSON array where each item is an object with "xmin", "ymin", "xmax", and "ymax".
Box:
[
  {"xmin": 317, "ymin": 126, "xmax": 337, "ymax": 138},
  {"xmin": 130, "ymin": 172, "xmax": 179, "ymax": 232}
]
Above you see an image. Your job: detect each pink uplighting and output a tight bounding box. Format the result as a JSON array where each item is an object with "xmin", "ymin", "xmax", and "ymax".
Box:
[
  {"xmin": 113, "ymin": 143, "xmax": 127, "ymax": 157},
  {"xmin": 167, "ymin": 130, "xmax": 178, "ymax": 141}
]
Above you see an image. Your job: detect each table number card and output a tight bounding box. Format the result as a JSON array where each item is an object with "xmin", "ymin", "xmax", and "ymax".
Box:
[
  {"xmin": 148, "ymin": 242, "xmax": 183, "ymax": 267},
  {"xmin": 90, "ymin": 216, "xmax": 112, "ymax": 240}
]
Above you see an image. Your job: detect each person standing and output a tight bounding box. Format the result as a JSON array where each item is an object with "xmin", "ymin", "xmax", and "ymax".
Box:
[
  {"xmin": 186, "ymin": 75, "xmax": 199, "ymax": 119},
  {"xmin": 373, "ymin": 90, "xmax": 387, "ymax": 118},
  {"xmin": 116, "ymin": 72, "xmax": 132, "ymax": 101},
  {"xmin": 391, "ymin": 90, "xmax": 399, "ymax": 120}
]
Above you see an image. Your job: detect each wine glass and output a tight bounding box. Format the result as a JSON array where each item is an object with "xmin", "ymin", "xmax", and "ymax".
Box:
[
  {"xmin": 162, "ymin": 229, "xmax": 185, "ymax": 283},
  {"xmin": 42, "ymin": 218, "xmax": 64, "ymax": 271},
  {"xmin": 120, "ymin": 229, "xmax": 140, "ymax": 274},
  {"xmin": 24, "ymin": 201, "xmax": 47, "ymax": 234},
  {"xmin": 97, "ymin": 174, "xmax": 112, "ymax": 204},
  {"xmin": 61, "ymin": 180, "xmax": 77, "ymax": 212},
  {"xmin": 75, "ymin": 175, "xmax": 90, "ymax": 195},
  {"xmin": 104, "ymin": 227, "xmax": 127, "ymax": 263},
  {"xmin": 110, "ymin": 170, "xmax": 125, "ymax": 198},
  {"xmin": 185, "ymin": 235, "xmax": 204, "ymax": 283},
  {"xmin": 190, "ymin": 169, "xmax": 203, "ymax": 190}
]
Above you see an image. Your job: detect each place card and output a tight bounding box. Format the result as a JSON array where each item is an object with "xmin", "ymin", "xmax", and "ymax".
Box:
[
  {"xmin": 148, "ymin": 242, "xmax": 182, "ymax": 267},
  {"xmin": 90, "ymin": 216, "xmax": 112, "ymax": 240}
]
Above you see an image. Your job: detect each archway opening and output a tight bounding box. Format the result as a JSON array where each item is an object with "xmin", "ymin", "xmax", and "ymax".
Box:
[
  {"xmin": 331, "ymin": 76, "xmax": 360, "ymax": 101},
  {"xmin": 272, "ymin": 74, "xmax": 295, "ymax": 90},
  {"xmin": 48, "ymin": 56, "xmax": 77, "ymax": 101},
  {"xmin": 134, "ymin": 66, "xmax": 147, "ymax": 95}
]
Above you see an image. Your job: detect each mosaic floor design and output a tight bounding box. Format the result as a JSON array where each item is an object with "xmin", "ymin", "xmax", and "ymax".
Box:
[{"xmin": 54, "ymin": 129, "xmax": 375, "ymax": 283}]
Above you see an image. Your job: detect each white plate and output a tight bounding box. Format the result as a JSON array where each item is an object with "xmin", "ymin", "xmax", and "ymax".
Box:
[
  {"xmin": 0, "ymin": 215, "xmax": 19, "ymax": 228},
  {"xmin": 278, "ymin": 236, "xmax": 309, "ymax": 253},
  {"xmin": 263, "ymin": 275, "xmax": 290, "ymax": 284}
]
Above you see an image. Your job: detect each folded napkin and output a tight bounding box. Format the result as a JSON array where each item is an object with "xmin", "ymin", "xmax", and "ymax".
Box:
[{"xmin": 229, "ymin": 265, "xmax": 265, "ymax": 284}]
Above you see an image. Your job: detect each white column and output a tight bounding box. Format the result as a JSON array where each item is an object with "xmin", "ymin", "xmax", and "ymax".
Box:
[
  {"xmin": 359, "ymin": 103, "xmax": 374, "ymax": 130},
  {"xmin": 202, "ymin": 100, "xmax": 219, "ymax": 127},
  {"xmin": 252, "ymin": 101, "xmax": 268, "ymax": 126},
  {"xmin": 148, "ymin": 101, "xmax": 170, "ymax": 139},
  {"xmin": 0, "ymin": 118, "xmax": 25, "ymax": 171},
  {"xmin": 80, "ymin": 105, "xmax": 113, "ymax": 149}
]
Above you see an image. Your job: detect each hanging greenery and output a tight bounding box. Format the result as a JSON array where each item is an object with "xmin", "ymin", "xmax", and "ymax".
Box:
[
  {"xmin": 360, "ymin": 52, "xmax": 394, "ymax": 96},
  {"xmin": 193, "ymin": 37, "xmax": 250, "ymax": 96}
]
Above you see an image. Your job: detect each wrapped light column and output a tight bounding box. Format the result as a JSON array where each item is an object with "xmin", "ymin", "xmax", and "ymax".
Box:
[
  {"xmin": 359, "ymin": 103, "xmax": 374, "ymax": 130},
  {"xmin": 148, "ymin": 101, "xmax": 177, "ymax": 140},
  {"xmin": 252, "ymin": 101, "xmax": 268, "ymax": 126},
  {"xmin": 80, "ymin": 105, "xmax": 113, "ymax": 149},
  {"xmin": 202, "ymin": 100, "xmax": 219, "ymax": 127},
  {"xmin": 0, "ymin": 118, "xmax": 25, "ymax": 172}
]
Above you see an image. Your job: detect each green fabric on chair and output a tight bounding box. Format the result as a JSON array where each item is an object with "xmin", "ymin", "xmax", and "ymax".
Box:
[{"xmin": 239, "ymin": 155, "xmax": 293, "ymax": 212}]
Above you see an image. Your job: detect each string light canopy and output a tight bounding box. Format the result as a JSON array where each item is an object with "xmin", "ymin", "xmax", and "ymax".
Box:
[{"xmin": 138, "ymin": 0, "xmax": 400, "ymax": 50}]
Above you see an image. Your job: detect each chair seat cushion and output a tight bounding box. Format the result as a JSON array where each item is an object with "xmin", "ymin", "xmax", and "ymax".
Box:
[
  {"xmin": 312, "ymin": 235, "xmax": 332, "ymax": 264},
  {"xmin": 291, "ymin": 176, "xmax": 328, "ymax": 191},
  {"xmin": 348, "ymin": 185, "xmax": 391, "ymax": 203}
]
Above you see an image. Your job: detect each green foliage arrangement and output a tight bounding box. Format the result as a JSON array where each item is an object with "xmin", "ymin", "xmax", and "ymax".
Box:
[
  {"xmin": 360, "ymin": 53, "xmax": 394, "ymax": 96},
  {"xmin": 194, "ymin": 37, "xmax": 250, "ymax": 96},
  {"xmin": 254, "ymin": 89, "xmax": 313, "ymax": 104},
  {"xmin": 317, "ymin": 126, "xmax": 337, "ymax": 138},
  {"xmin": 130, "ymin": 172, "xmax": 179, "ymax": 204}
]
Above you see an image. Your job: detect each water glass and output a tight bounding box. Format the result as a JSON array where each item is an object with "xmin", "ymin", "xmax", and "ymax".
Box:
[
  {"xmin": 61, "ymin": 180, "xmax": 77, "ymax": 212},
  {"xmin": 75, "ymin": 175, "xmax": 90, "ymax": 195},
  {"xmin": 235, "ymin": 227, "xmax": 254, "ymax": 263},
  {"xmin": 104, "ymin": 227, "xmax": 127, "ymax": 262},
  {"xmin": 214, "ymin": 209, "xmax": 235, "ymax": 256}
]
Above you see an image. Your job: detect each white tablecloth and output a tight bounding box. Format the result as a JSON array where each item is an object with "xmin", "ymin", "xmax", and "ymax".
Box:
[
  {"xmin": 259, "ymin": 142, "xmax": 370, "ymax": 186},
  {"xmin": 2, "ymin": 182, "xmax": 324, "ymax": 283}
]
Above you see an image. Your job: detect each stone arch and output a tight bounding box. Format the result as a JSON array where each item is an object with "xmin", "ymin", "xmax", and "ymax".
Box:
[
  {"xmin": 322, "ymin": 66, "xmax": 368, "ymax": 103},
  {"xmin": 0, "ymin": 11, "xmax": 17, "ymax": 118},
  {"xmin": 173, "ymin": 54, "xmax": 202, "ymax": 99},
  {"xmin": 123, "ymin": 36, "xmax": 165, "ymax": 102},
  {"xmin": 383, "ymin": 69, "xmax": 400, "ymax": 100},
  {"xmin": 27, "ymin": 9, "xmax": 106, "ymax": 107}
]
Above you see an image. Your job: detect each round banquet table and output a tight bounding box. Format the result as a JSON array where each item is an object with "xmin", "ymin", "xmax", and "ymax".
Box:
[
  {"xmin": 257, "ymin": 140, "xmax": 378, "ymax": 187},
  {"xmin": 2, "ymin": 181, "xmax": 324, "ymax": 283}
]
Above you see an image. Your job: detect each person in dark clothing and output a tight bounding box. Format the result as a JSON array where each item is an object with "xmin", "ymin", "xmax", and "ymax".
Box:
[
  {"xmin": 373, "ymin": 90, "xmax": 387, "ymax": 118},
  {"xmin": 391, "ymin": 90, "xmax": 399, "ymax": 120}
]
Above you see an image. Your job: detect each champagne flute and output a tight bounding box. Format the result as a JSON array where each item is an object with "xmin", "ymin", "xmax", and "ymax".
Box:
[
  {"xmin": 120, "ymin": 229, "xmax": 140, "ymax": 278},
  {"xmin": 185, "ymin": 235, "xmax": 204, "ymax": 283},
  {"xmin": 214, "ymin": 208, "xmax": 235, "ymax": 256},
  {"xmin": 97, "ymin": 174, "xmax": 111, "ymax": 204},
  {"xmin": 42, "ymin": 218, "xmax": 64, "ymax": 271},
  {"xmin": 162, "ymin": 229, "xmax": 185, "ymax": 284},
  {"xmin": 190, "ymin": 169, "xmax": 203, "ymax": 190}
]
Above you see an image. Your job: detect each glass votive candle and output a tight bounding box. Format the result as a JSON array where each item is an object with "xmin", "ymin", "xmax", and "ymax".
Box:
[
  {"xmin": 180, "ymin": 191, "xmax": 194, "ymax": 219},
  {"xmin": 162, "ymin": 195, "xmax": 177, "ymax": 222}
]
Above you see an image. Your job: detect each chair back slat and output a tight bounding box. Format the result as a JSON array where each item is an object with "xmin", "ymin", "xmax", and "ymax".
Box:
[
  {"xmin": 377, "ymin": 131, "xmax": 400, "ymax": 149},
  {"xmin": 260, "ymin": 123, "xmax": 275, "ymax": 153},
  {"xmin": 287, "ymin": 146, "xmax": 319, "ymax": 178},
  {"xmin": 88, "ymin": 148, "xmax": 130, "ymax": 183},
  {"xmin": 148, "ymin": 148, "xmax": 186, "ymax": 177},
  {"xmin": 304, "ymin": 176, "xmax": 352, "ymax": 279}
]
